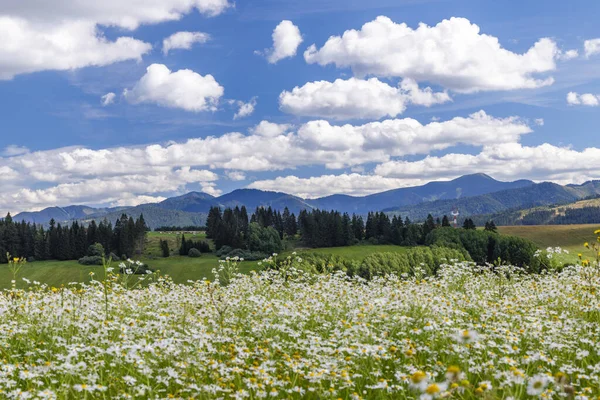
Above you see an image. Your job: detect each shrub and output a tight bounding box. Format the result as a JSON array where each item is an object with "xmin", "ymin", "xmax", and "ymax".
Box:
[
  {"xmin": 109, "ymin": 253, "xmax": 120, "ymax": 262},
  {"xmin": 87, "ymin": 243, "xmax": 105, "ymax": 257},
  {"xmin": 188, "ymin": 248, "xmax": 202, "ymax": 258},
  {"xmin": 357, "ymin": 247, "xmax": 469, "ymax": 280},
  {"xmin": 247, "ymin": 223, "xmax": 283, "ymax": 254},
  {"xmin": 78, "ymin": 256, "xmax": 103, "ymax": 266},
  {"xmin": 215, "ymin": 246, "xmax": 234, "ymax": 257},
  {"xmin": 180, "ymin": 239, "xmax": 211, "ymax": 255}
]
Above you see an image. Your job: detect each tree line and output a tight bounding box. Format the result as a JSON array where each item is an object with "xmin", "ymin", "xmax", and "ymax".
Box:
[{"xmin": 0, "ymin": 213, "xmax": 148, "ymax": 263}]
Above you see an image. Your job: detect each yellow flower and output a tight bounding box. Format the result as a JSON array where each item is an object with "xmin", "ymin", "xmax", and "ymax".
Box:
[
  {"xmin": 425, "ymin": 384, "xmax": 441, "ymax": 394},
  {"xmin": 578, "ymin": 253, "xmax": 583, "ymax": 259},
  {"xmin": 411, "ymin": 371, "xmax": 427, "ymax": 384},
  {"xmin": 584, "ymin": 242, "xmax": 589, "ymax": 248},
  {"xmin": 594, "ymin": 229, "xmax": 600, "ymax": 235}
]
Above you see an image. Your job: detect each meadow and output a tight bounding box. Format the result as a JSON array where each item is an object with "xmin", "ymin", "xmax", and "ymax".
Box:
[
  {"xmin": 1, "ymin": 257, "xmax": 599, "ymax": 399},
  {"xmin": 498, "ymin": 224, "xmax": 600, "ymax": 263}
]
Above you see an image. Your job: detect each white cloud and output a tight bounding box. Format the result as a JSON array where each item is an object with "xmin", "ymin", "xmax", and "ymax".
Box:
[
  {"xmin": 249, "ymin": 121, "xmax": 293, "ymax": 137},
  {"xmin": 162, "ymin": 31, "xmax": 210, "ymax": 55},
  {"xmin": 123, "ymin": 64, "xmax": 224, "ymax": 112},
  {"xmin": 263, "ymin": 20, "xmax": 303, "ymax": 64},
  {"xmin": 252, "ymin": 141, "xmax": 600, "ymax": 198},
  {"xmin": 567, "ymin": 91, "xmax": 600, "ymax": 106},
  {"xmin": 110, "ymin": 194, "xmax": 168, "ymax": 207},
  {"xmin": 232, "ymin": 97, "xmax": 257, "ymax": 119},
  {"xmin": 534, "ymin": 118, "xmax": 544, "ymax": 126},
  {"xmin": 584, "ymin": 38, "xmax": 600, "ymax": 58},
  {"xmin": 0, "ymin": 0, "xmax": 229, "ymax": 79},
  {"xmin": 304, "ymin": 16, "xmax": 558, "ymax": 93},
  {"xmin": 249, "ymin": 174, "xmax": 426, "ymax": 198},
  {"xmin": 101, "ymin": 92, "xmax": 116, "ymax": 106},
  {"xmin": 558, "ymin": 49, "xmax": 579, "ymax": 60},
  {"xmin": 4, "ymin": 167, "xmax": 218, "ymax": 211},
  {"xmin": 2, "ymin": 145, "xmax": 30, "ymax": 157},
  {"xmin": 279, "ymin": 77, "xmax": 450, "ymax": 120},
  {"xmin": 0, "ymin": 111, "xmax": 534, "ymax": 212},
  {"xmin": 226, "ymin": 171, "xmax": 246, "ymax": 181},
  {"xmin": 374, "ymin": 143, "xmax": 600, "ymax": 184}
]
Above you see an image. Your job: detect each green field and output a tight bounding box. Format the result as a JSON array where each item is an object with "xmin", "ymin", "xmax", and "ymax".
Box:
[
  {"xmin": 3, "ymin": 225, "xmax": 597, "ymax": 289},
  {"xmin": 0, "ymin": 230, "xmax": 416, "ymax": 289},
  {"xmin": 499, "ymin": 223, "xmax": 599, "ymax": 263}
]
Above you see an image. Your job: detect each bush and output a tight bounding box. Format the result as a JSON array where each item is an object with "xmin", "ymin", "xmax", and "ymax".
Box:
[
  {"xmin": 247, "ymin": 223, "xmax": 283, "ymax": 254},
  {"xmin": 87, "ymin": 243, "xmax": 105, "ymax": 257},
  {"xmin": 188, "ymin": 248, "xmax": 202, "ymax": 258},
  {"xmin": 109, "ymin": 253, "xmax": 120, "ymax": 262},
  {"xmin": 215, "ymin": 246, "xmax": 233, "ymax": 257},
  {"xmin": 180, "ymin": 239, "xmax": 211, "ymax": 255},
  {"xmin": 78, "ymin": 256, "xmax": 103, "ymax": 266},
  {"xmin": 218, "ymin": 248, "xmax": 268, "ymax": 261},
  {"xmin": 357, "ymin": 247, "xmax": 469, "ymax": 280}
]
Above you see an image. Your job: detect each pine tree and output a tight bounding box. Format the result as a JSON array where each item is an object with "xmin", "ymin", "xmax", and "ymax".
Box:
[
  {"xmin": 442, "ymin": 215, "xmax": 451, "ymax": 227},
  {"xmin": 484, "ymin": 220, "xmax": 498, "ymax": 232}
]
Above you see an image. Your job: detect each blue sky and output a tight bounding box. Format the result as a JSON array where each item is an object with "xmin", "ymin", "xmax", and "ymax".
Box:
[{"xmin": 1, "ymin": 0, "xmax": 600, "ymax": 213}]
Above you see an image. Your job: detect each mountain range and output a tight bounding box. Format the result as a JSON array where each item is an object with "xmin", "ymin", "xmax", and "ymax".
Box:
[{"xmin": 11, "ymin": 173, "xmax": 600, "ymax": 229}]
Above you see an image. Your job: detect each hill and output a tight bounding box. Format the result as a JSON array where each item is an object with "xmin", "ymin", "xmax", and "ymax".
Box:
[
  {"xmin": 15, "ymin": 205, "xmax": 126, "ymax": 224},
  {"xmin": 311, "ymin": 173, "xmax": 533, "ymax": 213},
  {"xmin": 385, "ymin": 181, "xmax": 600, "ymax": 222},
  {"xmin": 16, "ymin": 173, "xmax": 590, "ymax": 228},
  {"xmin": 471, "ymin": 196, "xmax": 600, "ymax": 226},
  {"xmin": 80, "ymin": 204, "xmax": 208, "ymax": 230}
]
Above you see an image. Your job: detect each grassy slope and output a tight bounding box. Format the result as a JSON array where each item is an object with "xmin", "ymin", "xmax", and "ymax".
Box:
[{"xmin": 499, "ymin": 224, "xmax": 599, "ymax": 263}]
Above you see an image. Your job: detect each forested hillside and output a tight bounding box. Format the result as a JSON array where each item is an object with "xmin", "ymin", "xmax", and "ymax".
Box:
[{"xmin": 386, "ymin": 182, "xmax": 600, "ymax": 222}]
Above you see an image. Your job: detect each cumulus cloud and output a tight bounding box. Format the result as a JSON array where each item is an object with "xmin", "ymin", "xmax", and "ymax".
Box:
[
  {"xmin": 252, "ymin": 141, "xmax": 600, "ymax": 198},
  {"xmin": 226, "ymin": 171, "xmax": 247, "ymax": 181},
  {"xmin": 262, "ymin": 20, "xmax": 303, "ymax": 64},
  {"xmin": 2, "ymin": 145, "xmax": 30, "ymax": 157},
  {"xmin": 584, "ymin": 39, "xmax": 600, "ymax": 58},
  {"xmin": 101, "ymin": 92, "xmax": 116, "ymax": 106},
  {"xmin": 110, "ymin": 195, "xmax": 168, "ymax": 207},
  {"xmin": 123, "ymin": 64, "xmax": 224, "ymax": 112},
  {"xmin": 0, "ymin": 0, "xmax": 229, "ymax": 79},
  {"xmin": 249, "ymin": 121, "xmax": 293, "ymax": 137},
  {"xmin": 162, "ymin": 31, "xmax": 210, "ymax": 55},
  {"xmin": 374, "ymin": 142, "xmax": 600, "ymax": 184},
  {"xmin": 0, "ymin": 111, "xmax": 533, "ymax": 212},
  {"xmin": 558, "ymin": 49, "xmax": 579, "ymax": 60},
  {"xmin": 280, "ymin": 77, "xmax": 450, "ymax": 120},
  {"xmin": 567, "ymin": 91, "xmax": 600, "ymax": 106},
  {"xmin": 249, "ymin": 174, "xmax": 426, "ymax": 198},
  {"xmin": 231, "ymin": 97, "xmax": 257, "ymax": 119},
  {"xmin": 304, "ymin": 16, "xmax": 558, "ymax": 93}
]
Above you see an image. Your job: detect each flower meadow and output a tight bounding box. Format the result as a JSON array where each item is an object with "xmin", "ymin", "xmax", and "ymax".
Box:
[{"xmin": 1, "ymin": 256, "xmax": 600, "ymax": 399}]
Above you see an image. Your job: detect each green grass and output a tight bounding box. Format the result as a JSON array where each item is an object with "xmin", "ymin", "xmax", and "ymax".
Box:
[
  {"xmin": 291, "ymin": 244, "xmax": 413, "ymax": 261},
  {"xmin": 499, "ymin": 223, "xmax": 600, "ymax": 263},
  {"xmin": 0, "ymin": 255, "xmax": 260, "ymax": 289},
  {"xmin": 0, "ymin": 243, "xmax": 416, "ymax": 289}
]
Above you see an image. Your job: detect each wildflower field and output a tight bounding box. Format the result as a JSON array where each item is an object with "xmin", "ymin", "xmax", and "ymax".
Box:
[{"xmin": 1, "ymin": 254, "xmax": 600, "ymax": 400}]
